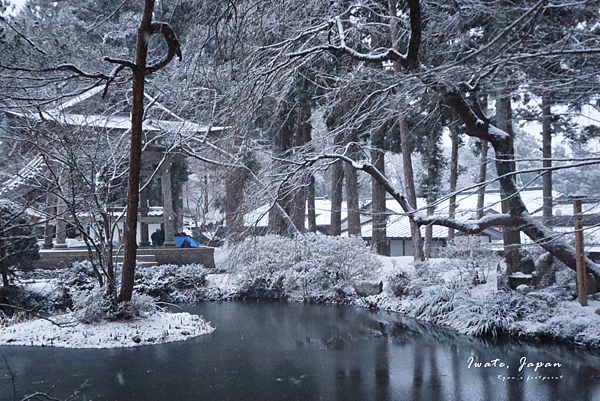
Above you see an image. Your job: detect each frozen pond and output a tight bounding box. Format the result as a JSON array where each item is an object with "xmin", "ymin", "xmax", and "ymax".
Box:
[{"xmin": 1, "ymin": 301, "xmax": 600, "ymax": 400}]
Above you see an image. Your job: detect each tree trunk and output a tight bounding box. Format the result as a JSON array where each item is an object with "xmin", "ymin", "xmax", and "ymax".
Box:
[
  {"xmin": 542, "ymin": 94, "xmax": 553, "ymax": 226},
  {"xmin": 307, "ymin": 176, "xmax": 316, "ymax": 233},
  {"xmin": 390, "ymin": 0, "xmax": 421, "ymax": 260},
  {"xmin": 119, "ymin": 0, "xmax": 155, "ymax": 303},
  {"xmin": 225, "ymin": 166, "xmax": 246, "ymax": 241},
  {"xmin": 447, "ymin": 119, "xmax": 459, "ymax": 241},
  {"xmin": 400, "ymin": 118, "xmax": 423, "ymax": 261},
  {"xmin": 495, "ymin": 83, "xmax": 525, "ymax": 275},
  {"xmin": 371, "ymin": 130, "xmax": 388, "ymax": 255},
  {"xmin": 330, "ymin": 130, "xmax": 345, "ymax": 236},
  {"xmin": 476, "ymin": 140, "xmax": 488, "ymax": 220},
  {"xmin": 425, "ymin": 205, "xmax": 434, "ymax": 259},
  {"xmin": 345, "ymin": 132, "xmax": 361, "ymax": 236},
  {"xmin": 290, "ymin": 104, "xmax": 312, "ymax": 233}
]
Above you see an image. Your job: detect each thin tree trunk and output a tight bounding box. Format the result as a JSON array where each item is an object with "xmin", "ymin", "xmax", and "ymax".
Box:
[
  {"xmin": 345, "ymin": 132, "xmax": 361, "ymax": 236},
  {"xmin": 307, "ymin": 176, "xmax": 316, "ymax": 232},
  {"xmin": 476, "ymin": 140, "xmax": 488, "ymax": 220},
  {"xmin": 400, "ymin": 118, "xmax": 423, "ymax": 261},
  {"xmin": 390, "ymin": 0, "xmax": 421, "ymax": 260},
  {"xmin": 542, "ymin": 94, "xmax": 553, "ymax": 226},
  {"xmin": 476, "ymin": 97, "xmax": 489, "ymax": 220},
  {"xmin": 448, "ymin": 119, "xmax": 459, "ymax": 241},
  {"xmin": 119, "ymin": 0, "xmax": 155, "ymax": 303},
  {"xmin": 425, "ymin": 205, "xmax": 434, "ymax": 259}
]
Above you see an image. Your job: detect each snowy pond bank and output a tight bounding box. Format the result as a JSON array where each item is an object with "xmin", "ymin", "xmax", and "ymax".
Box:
[
  {"xmin": 2, "ymin": 301, "xmax": 600, "ymax": 401},
  {"xmin": 3, "ymin": 252, "xmax": 600, "ymax": 351},
  {"xmin": 0, "ymin": 311, "xmax": 214, "ymax": 348}
]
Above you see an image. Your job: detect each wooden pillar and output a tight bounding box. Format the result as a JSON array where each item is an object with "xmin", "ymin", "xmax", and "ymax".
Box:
[
  {"xmin": 139, "ymin": 173, "xmax": 150, "ymax": 247},
  {"xmin": 573, "ymin": 197, "xmax": 587, "ymax": 306},
  {"xmin": 43, "ymin": 192, "xmax": 54, "ymax": 249},
  {"xmin": 161, "ymin": 159, "xmax": 176, "ymax": 247},
  {"xmin": 54, "ymin": 171, "xmax": 68, "ymax": 249}
]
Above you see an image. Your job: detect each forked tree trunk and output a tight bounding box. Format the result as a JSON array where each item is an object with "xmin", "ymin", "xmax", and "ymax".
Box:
[
  {"xmin": 120, "ymin": 0, "xmax": 181, "ymax": 302},
  {"xmin": 119, "ymin": 1, "xmax": 154, "ymax": 303}
]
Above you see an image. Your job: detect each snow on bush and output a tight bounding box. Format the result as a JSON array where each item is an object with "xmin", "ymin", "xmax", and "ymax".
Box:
[
  {"xmin": 388, "ymin": 261, "xmax": 443, "ymax": 298},
  {"xmin": 228, "ymin": 234, "xmax": 382, "ymax": 301},
  {"xmin": 72, "ymin": 286, "xmax": 158, "ymax": 323},
  {"xmin": 442, "ymin": 236, "xmax": 500, "ymax": 285},
  {"xmin": 447, "ymin": 291, "xmax": 518, "ymax": 337},
  {"xmin": 134, "ymin": 264, "xmax": 210, "ymax": 303}
]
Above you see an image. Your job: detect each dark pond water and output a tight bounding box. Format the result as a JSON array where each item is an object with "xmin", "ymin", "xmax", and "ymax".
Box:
[{"xmin": 1, "ymin": 301, "xmax": 600, "ymax": 400}]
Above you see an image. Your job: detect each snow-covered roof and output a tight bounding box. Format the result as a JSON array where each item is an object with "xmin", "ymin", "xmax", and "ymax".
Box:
[
  {"xmin": 359, "ymin": 215, "xmax": 451, "ymax": 239},
  {"xmin": 0, "ymin": 156, "xmax": 44, "ymax": 197},
  {"xmin": 6, "ymin": 85, "xmax": 225, "ymax": 135},
  {"xmin": 7, "ymin": 110, "xmax": 223, "ymax": 135}
]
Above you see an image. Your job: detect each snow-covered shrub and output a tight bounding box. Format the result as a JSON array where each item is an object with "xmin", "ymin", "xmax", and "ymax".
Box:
[
  {"xmin": 406, "ymin": 285, "xmax": 469, "ymax": 323},
  {"xmin": 388, "ymin": 261, "xmax": 442, "ymax": 299},
  {"xmin": 442, "ymin": 236, "xmax": 500, "ymax": 285},
  {"xmin": 448, "ymin": 291, "xmax": 518, "ymax": 337},
  {"xmin": 73, "ymin": 286, "xmax": 158, "ymax": 323},
  {"xmin": 63, "ymin": 260, "xmax": 98, "ymax": 291},
  {"xmin": 134, "ymin": 264, "xmax": 209, "ymax": 303},
  {"xmin": 388, "ymin": 269, "xmax": 411, "ymax": 297},
  {"xmin": 229, "ymin": 234, "xmax": 381, "ymax": 301},
  {"xmin": 72, "ymin": 286, "xmax": 116, "ymax": 323}
]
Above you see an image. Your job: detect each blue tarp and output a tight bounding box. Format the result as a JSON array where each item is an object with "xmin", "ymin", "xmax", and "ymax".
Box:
[{"xmin": 174, "ymin": 235, "xmax": 201, "ymax": 248}]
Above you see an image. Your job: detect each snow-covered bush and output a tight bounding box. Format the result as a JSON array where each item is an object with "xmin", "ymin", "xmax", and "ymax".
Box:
[
  {"xmin": 406, "ymin": 285, "xmax": 468, "ymax": 323},
  {"xmin": 73, "ymin": 286, "xmax": 158, "ymax": 323},
  {"xmin": 63, "ymin": 260, "xmax": 98, "ymax": 291},
  {"xmin": 388, "ymin": 261, "xmax": 443, "ymax": 299},
  {"xmin": 388, "ymin": 269, "xmax": 411, "ymax": 297},
  {"xmin": 229, "ymin": 234, "xmax": 382, "ymax": 301},
  {"xmin": 442, "ymin": 236, "xmax": 500, "ymax": 285},
  {"xmin": 447, "ymin": 291, "xmax": 518, "ymax": 337},
  {"xmin": 134, "ymin": 264, "xmax": 209, "ymax": 303}
]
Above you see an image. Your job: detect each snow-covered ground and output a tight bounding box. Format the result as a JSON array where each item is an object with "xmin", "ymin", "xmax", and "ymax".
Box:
[{"xmin": 0, "ymin": 311, "xmax": 214, "ymax": 349}]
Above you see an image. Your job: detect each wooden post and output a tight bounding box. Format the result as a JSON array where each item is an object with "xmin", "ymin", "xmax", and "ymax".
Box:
[
  {"xmin": 573, "ymin": 197, "xmax": 587, "ymax": 306},
  {"xmin": 54, "ymin": 170, "xmax": 68, "ymax": 249},
  {"xmin": 43, "ymin": 192, "xmax": 54, "ymax": 249},
  {"xmin": 161, "ymin": 159, "xmax": 177, "ymax": 247}
]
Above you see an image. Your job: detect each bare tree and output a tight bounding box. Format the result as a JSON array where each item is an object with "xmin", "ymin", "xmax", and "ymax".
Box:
[{"xmin": 103, "ymin": 0, "xmax": 182, "ymax": 303}]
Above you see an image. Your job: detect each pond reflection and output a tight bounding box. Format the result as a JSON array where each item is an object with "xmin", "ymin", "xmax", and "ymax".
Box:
[{"xmin": 1, "ymin": 301, "xmax": 599, "ymax": 400}]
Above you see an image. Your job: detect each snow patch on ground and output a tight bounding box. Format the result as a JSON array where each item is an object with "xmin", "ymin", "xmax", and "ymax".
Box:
[{"xmin": 0, "ymin": 311, "xmax": 215, "ymax": 349}]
